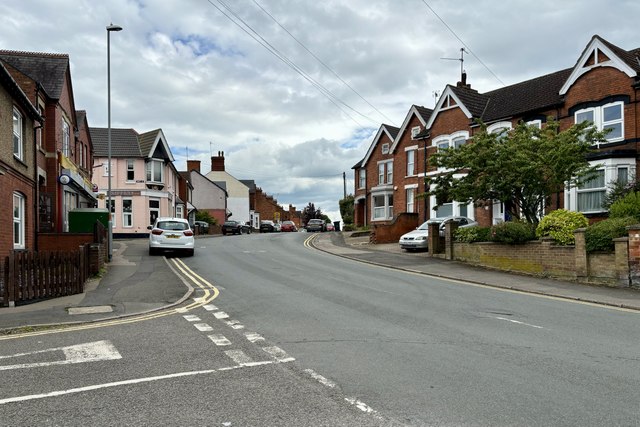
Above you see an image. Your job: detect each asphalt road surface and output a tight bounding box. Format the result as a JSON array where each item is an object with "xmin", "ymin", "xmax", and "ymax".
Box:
[
  {"xmin": 1, "ymin": 233, "xmax": 639, "ymax": 426},
  {"xmin": 187, "ymin": 232, "xmax": 640, "ymax": 426}
]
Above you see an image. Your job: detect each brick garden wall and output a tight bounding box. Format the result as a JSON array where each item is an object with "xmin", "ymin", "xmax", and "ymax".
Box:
[{"xmin": 371, "ymin": 212, "xmax": 419, "ymax": 244}]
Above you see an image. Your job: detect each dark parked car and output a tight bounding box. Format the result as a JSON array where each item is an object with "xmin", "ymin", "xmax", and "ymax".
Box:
[
  {"xmin": 260, "ymin": 220, "xmax": 276, "ymax": 233},
  {"xmin": 222, "ymin": 220, "xmax": 250, "ymax": 235},
  {"xmin": 305, "ymin": 219, "xmax": 326, "ymax": 232}
]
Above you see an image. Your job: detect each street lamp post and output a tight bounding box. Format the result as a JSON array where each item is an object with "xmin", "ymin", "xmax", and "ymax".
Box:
[{"xmin": 107, "ymin": 23, "xmax": 122, "ymax": 262}]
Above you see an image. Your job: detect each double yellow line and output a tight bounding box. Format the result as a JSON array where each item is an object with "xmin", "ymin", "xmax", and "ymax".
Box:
[{"xmin": 0, "ymin": 258, "xmax": 219, "ymax": 340}]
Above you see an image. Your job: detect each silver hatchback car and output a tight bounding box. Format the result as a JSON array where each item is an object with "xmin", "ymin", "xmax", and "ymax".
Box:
[{"xmin": 148, "ymin": 217, "xmax": 195, "ymax": 256}]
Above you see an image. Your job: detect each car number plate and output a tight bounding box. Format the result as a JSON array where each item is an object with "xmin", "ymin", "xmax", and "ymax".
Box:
[{"xmin": 166, "ymin": 234, "xmax": 180, "ymax": 239}]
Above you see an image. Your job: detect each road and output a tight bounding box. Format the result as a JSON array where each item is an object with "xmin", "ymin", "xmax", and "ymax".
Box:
[
  {"xmin": 189, "ymin": 232, "xmax": 640, "ymax": 426},
  {"xmin": 1, "ymin": 233, "xmax": 639, "ymax": 426}
]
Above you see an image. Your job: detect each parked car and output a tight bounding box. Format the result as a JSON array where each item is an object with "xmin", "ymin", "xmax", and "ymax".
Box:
[
  {"xmin": 325, "ymin": 223, "xmax": 335, "ymax": 231},
  {"xmin": 281, "ymin": 220, "xmax": 297, "ymax": 232},
  {"xmin": 305, "ymin": 218, "xmax": 326, "ymax": 232},
  {"xmin": 222, "ymin": 220, "xmax": 251, "ymax": 235},
  {"xmin": 148, "ymin": 217, "xmax": 194, "ymax": 256},
  {"xmin": 399, "ymin": 216, "xmax": 478, "ymax": 251},
  {"xmin": 260, "ymin": 220, "xmax": 276, "ymax": 233}
]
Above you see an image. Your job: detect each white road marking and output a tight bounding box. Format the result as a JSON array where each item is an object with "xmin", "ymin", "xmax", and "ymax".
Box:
[
  {"xmin": 494, "ymin": 316, "xmax": 544, "ymax": 329},
  {"xmin": 194, "ymin": 323, "xmax": 213, "ymax": 332},
  {"xmin": 213, "ymin": 311, "xmax": 229, "ymax": 319},
  {"xmin": 304, "ymin": 369, "xmax": 336, "ymax": 388},
  {"xmin": 183, "ymin": 315, "xmax": 201, "ymax": 322},
  {"xmin": 262, "ymin": 346, "xmax": 295, "ymax": 363},
  {"xmin": 224, "ymin": 350, "xmax": 254, "ymax": 366},
  {"xmin": 0, "ymin": 368, "xmax": 217, "ymax": 405},
  {"xmin": 0, "ymin": 341, "xmax": 121, "ymax": 371},
  {"xmin": 208, "ymin": 334, "xmax": 232, "ymax": 346},
  {"xmin": 203, "ymin": 304, "xmax": 218, "ymax": 311},
  {"xmin": 224, "ymin": 320, "xmax": 244, "ymax": 329},
  {"xmin": 345, "ymin": 397, "xmax": 376, "ymax": 414},
  {"xmin": 244, "ymin": 332, "xmax": 264, "ymax": 343}
]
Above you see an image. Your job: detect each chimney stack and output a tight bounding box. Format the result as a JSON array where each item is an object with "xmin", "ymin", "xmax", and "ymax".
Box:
[
  {"xmin": 187, "ymin": 160, "xmax": 201, "ymax": 173},
  {"xmin": 456, "ymin": 71, "xmax": 470, "ymax": 89},
  {"xmin": 211, "ymin": 150, "xmax": 225, "ymax": 172}
]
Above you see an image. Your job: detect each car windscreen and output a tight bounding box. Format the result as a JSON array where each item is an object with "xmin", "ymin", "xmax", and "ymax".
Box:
[{"xmin": 157, "ymin": 221, "xmax": 189, "ymax": 231}]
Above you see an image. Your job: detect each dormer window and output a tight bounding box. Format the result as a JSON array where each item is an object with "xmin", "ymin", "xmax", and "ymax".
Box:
[{"xmin": 381, "ymin": 143, "xmax": 389, "ymax": 154}]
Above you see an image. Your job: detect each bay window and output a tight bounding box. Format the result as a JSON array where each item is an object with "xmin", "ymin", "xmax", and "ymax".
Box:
[
  {"xmin": 146, "ymin": 159, "xmax": 164, "ymax": 183},
  {"xmin": 372, "ymin": 193, "xmax": 393, "ymax": 221}
]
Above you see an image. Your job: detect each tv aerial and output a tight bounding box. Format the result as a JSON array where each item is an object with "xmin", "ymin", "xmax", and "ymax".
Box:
[{"xmin": 441, "ymin": 47, "xmax": 468, "ymax": 81}]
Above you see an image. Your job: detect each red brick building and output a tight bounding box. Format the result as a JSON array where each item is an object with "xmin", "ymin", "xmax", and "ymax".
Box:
[{"xmin": 354, "ymin": 35, "xmax": 640, "ymax": 237}]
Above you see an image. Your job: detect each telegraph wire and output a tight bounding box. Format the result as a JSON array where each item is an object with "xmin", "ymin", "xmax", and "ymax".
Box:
[
  {"xmin": 251, "ymin": 0, "xmax": 397, "ymax": 126},
  {"xmin": 419, "ymin": 0, "xmax": 506, "ymax": 87},
  {"xmin": 206, "ymin": 0, "xmax": 379, "ymax": 128}
]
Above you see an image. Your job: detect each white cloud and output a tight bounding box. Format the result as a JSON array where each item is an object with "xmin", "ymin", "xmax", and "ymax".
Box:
[{"xmin": 1, "ymin": 0, "xmax": 639, "ymax": 222}]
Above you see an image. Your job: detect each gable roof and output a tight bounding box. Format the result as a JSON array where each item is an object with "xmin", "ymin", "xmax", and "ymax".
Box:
[
  {"xmin": 0, "ymin": 61, "xmax": 41, "ymax": 120},
  {"xmin": 139, "ymin": 129, "xmax": 175, "ymax": 161},
  {"xmin": 389, "ymin": 105, "xmax": 433, "ymax": 152},
  {"xmin": 357, "ymin": 123, "xmax": 400, "ymax": 168},
  {"xmin": 89, "ymin": 127, "xmax": 142, "ymax": 157},
  {"xmin": 0, "ymin": 50, "xmax": 69, "ymax": 100},
  {"xmin": 560, "ymin": 34, "xmax": 639, "ymax": 95},
  {"xmin": 188, "ymin": 169, "xmax": 228, "ymax": 196}
]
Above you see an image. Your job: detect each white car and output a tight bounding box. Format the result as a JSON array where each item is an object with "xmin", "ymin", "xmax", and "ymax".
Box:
[
  {"xmin": 399, "ymin": 221, "xmax": 430, "ymax": 251},
  {"xmin": 399, "ymin": 216, "xmax": 478, "ymax": 251},
  {"xmin": 148, "ymin": 217, "xmax": 195, "ymax": 256}
]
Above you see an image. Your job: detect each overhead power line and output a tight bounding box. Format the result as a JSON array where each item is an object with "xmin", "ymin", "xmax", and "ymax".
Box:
[
  {"xmin": 420, "ymin": 0, "xmax": 505, "ymax": 87},
  {"xmin": 206, "ymin": 0, "xmax": 382, "ymax": 128},
  {"xmin": 251, "ymin": 0, "xmax": 397, "ymax": 126}
]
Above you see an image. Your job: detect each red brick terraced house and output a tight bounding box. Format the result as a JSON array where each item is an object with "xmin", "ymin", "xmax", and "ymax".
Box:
[
  {"xmin": 0, "ymin": 51, "xmax": 97, "ymax": 236},
  {"xmin": 354, "ymin": 35, "xmax": 640, "ymax": 238},
  {"xmin": 353, "ymin": 104, "xmax": 433, "ymax": 228},
  {"xmin": 0, "ymin": 60, "xmax": 42, "ymax": 259}
]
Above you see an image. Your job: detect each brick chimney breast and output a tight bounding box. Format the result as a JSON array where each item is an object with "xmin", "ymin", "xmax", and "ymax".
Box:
[
  {"xmin": 211, "ymin": 151, "xmax": 225, "ymax": 172},
  {"xmin": 187, "ymin": 160, "xmax": 201, "ymax": 173}
]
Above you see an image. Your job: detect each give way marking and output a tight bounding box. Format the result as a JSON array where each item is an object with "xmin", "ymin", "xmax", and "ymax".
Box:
[{"xmin": 0, "ymin": 340, "xmax": 122, "ymax": 371}]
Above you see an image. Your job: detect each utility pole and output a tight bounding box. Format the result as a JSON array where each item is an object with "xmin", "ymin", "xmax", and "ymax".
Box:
[{"xmin": 343, "ymin": 172, "xmax": 347, "ymax": 199}]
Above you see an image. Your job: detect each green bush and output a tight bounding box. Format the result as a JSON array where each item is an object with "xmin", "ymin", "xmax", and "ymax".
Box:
[
  {"xmin": 454, "ymin": 226, "xmax": 492, "ymax": 243},
  {"xmin": 490, "ymin": 221, "xmax": 537, "ymax": 245},
  {"xmin": 585, "ymin": 216, "xmax": 638, "ymax": 252},
  {"xmin": 536, "ymin": 209, "xmax": 588, "ymax": 245},
  {"xmin": 609, "ymin": 191, "xmax": 640, "ymax": 221},
  {"xmin": 342, "ymin": 224, "xmax": 355, "ymax": 232}
]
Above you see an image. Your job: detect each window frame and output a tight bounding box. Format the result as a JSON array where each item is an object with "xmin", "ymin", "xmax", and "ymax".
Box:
[
  {"xmin": 574, "ymin": 101, "xmax": 624, "ymax": 144},
  {"xmin": 122, "ymin": 198, "xmax": 133, "ymax": 228},
  {"xmin": 126, "ymin": 159, "xmax": 135, "ymax": 182},
  {"xmin": 146, "ymin": 159, "xmax": 164, "ymax": 183},
  {"xmin": 62, "ymin": 119, "xmax": 71, "ymax": 157},
  {"xmin": 406, "ymin": 149, "xmax": 416, "ymax": 176},
  {"xmin": 406, "ymin": 187, "xmax": 415, "ymax": 213},
  {"xmin": 13, "ymin": 192, "xmax": 25, "ymax": 249},
  {"xmin": 358, "ymin": 168, "xmax": 366, "ymax": 189},
  {"xmin": 371, "ymin": 192, "xmax": 393, "ymax": 221},
  {"xmin": 13, "ymin": 107, "xmax": 23, "ymax": 160}
]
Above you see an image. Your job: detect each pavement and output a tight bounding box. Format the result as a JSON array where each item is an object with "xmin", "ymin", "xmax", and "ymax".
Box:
[{"xmin": 2, "ymin": 231, "xmax": 640, "ymax": 333}]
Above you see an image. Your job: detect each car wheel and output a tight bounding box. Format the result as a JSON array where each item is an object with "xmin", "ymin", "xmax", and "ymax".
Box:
[
  {"xmin": 185, "ymin": 249, "xmax": 194, "ymax": 257},
  {"xmin": 149, "ymin": 247, "xmax": 155, "ymax": 256}
]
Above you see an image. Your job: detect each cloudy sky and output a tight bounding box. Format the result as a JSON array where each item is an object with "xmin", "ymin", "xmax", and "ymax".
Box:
[{"xmin": 1, "ymin": 1, "xmax": 638, "ymax": 222}]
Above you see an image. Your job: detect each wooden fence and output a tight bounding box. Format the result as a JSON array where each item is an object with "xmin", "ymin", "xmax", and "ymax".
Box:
[{"xmin": 0, "ymin": 245, "xmax": 90, "ymax": 307}]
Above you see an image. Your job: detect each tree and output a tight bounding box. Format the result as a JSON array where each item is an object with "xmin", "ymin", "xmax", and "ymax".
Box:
[
  {"xmin": 195, "ymin": 210, "xmax": 217, "ymax": 225},
  {"xmin": 426, "ymin": 119, "xmax": 608, "ymax": 224},
  {"xmin": 301, "ymin": 202, "xmax": 323, "ymax": 225},
  {"xmin": 339, "ymin": 194, "xmax": 354, "ymax": 225}
]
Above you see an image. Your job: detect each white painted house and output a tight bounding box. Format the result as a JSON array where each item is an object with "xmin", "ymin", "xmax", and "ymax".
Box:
[{"xmin": 204, "ymin": 152, "xmax": 250, "ymax": 224}]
